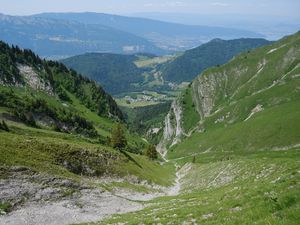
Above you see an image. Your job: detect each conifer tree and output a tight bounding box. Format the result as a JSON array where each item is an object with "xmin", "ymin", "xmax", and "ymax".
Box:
[{"xmin": 111, "ymin": 124, "xmax": 127, "ymax": 150}]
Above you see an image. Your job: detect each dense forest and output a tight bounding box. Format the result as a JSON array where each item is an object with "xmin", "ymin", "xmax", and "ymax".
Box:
[{"xmin": 61, "ymin": 53, "xmax": 147, "ymax": 94}]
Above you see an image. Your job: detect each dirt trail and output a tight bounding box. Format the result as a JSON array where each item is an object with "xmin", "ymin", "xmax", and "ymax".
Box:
[{"xmin": 167, "ymin": 163, "xmax": 192, "ymax": 196}]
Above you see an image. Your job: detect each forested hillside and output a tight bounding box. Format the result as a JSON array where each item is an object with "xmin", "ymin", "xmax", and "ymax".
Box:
[
  {"xmin": 161, "ymin": 38, "xmax": 272, "ymax": 83},
  {"xmin": 0, "ymin": 41, "xmax": 123, "ymax": 136},
  {"xmin": 61, "ymin": 53, "xmax": 145, "ymax": 94}
]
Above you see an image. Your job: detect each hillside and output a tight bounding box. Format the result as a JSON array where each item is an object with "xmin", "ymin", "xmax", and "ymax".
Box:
[
  {"xmin": 35, "ymin": 12, "xmax": 264, "ymax": 52},
  {"xmin": 94, "ymin": 31, "xmax": 300, "ymax": 224},
  {"xmin": 0, "ymin": 40, "xmax": 165, "ymax": 155},
  {"xmin": 61, "ymin": 52, "xmax": 183, "ymax": 95},
  {"xmin": 159, "ymin": 31, "xmax": 300, "ymax": 158},
  {"xmin": 0, "ymin": 40, "xmax": 123, "ymax": 131},
  {"xmin": 61, "ymin": 53, "xmax": 145, "ymax": 94},
  {"xmin": 161, "ymin": 38, "xmax": 272, "ymax": 83},
  {"xmin": 0, "ymin": 13, "xmax": 164, "ymax": 58}
]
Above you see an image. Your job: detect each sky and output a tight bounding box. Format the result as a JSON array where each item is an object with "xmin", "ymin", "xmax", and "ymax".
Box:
[{"xmin": 0, "ymin": 0, "xmax": 299, "ymax": 17}]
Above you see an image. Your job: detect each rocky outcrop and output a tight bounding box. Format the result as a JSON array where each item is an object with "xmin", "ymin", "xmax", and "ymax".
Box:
[
  {"xmin": 0, "ymin": 167, "xmax": 143, "ymax": 225},
  {"xmin": 157, "ymin": 99, "xmax": 184, "ymax": 157},
  {"xmin": 18, "ymin": 64, "xmax": 54, "ymax": 95}
]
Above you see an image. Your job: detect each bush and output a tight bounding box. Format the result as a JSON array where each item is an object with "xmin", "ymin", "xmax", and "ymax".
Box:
[
  {"xmin": 111, "ymin": 124, "xmax": 127, "ymax": 150},
  {"xmin": 1, "ymin": 120, "xmax": 9, "ymax": 132},
  {"xmin": 146, "ymin": 144, "xmax": 158, "ymax": 160}
]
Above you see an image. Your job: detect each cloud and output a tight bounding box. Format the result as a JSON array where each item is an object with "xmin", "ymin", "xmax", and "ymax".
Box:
[
  {"xmin": 211, "ymin": 2, "xmax": 230, "ymax": 7},
  {"xmin": 144, "ymin": 1, "xmax": 185, "ymax": 8},
  {"xmin": 144, "ymin": 3, "xmax": 154, "ymax": 7}
]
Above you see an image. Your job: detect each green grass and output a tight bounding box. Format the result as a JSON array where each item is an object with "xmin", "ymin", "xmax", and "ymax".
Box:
[
  {"xmin": 0, "ymin": 107, "xmax": 9, "ymax": 113},
  {"xmin": 115, "ymin": 153, "xmax": 175, "ymax": 186},
  {"xmin": 101, "ymin": 181, "xmax": 155, "ymax": 194},
  {"xmin": 0, "ymin": 202, "xmax": 12, "ymax": 213},
  {"xmin": 181, "ymin": 86, "xmax": 200, "ymax": 132},
  {"xmin": 0, "ymin": 85, "xmax": 148, "ymax": 154},
  {"xmin": 115, "ymin": 98, "xmax": 159, "ymax": 108},
  {"xmin": 64, "ymin": 89, "xmax": 113, "ymax": 137},
  {"xmin": 169, "ymin": 99, "xmax": 300, "ymax": 161},
  {"xmin": 91, "ymin": 149, "xmax": 299, "ymax": 225},
  {"xmin": 0, "ymin": 122, "xmax": 173, "ymax": 186},
  {"xmin": 134, "ymin": 55, "xmax": 176, "ymax": 68}
]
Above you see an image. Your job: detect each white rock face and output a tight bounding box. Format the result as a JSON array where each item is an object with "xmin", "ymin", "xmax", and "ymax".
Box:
[
  {"xmin": 156, "ymin": 111, "xmax": 173, "ymax": 158},
  {"xmin": 170, "ymin": 99, "xmax": 184, "ymax": 147},
  {"xmin": 156, "ymin": 99, "xmax": 184, "ymax": 158},
  {"xmin": 192, "ymin": 71, "xmax": 226, "ymax": 120},
  {"xmin": 18, "ymin": 64, "xmax": 54, "ymax": 95},
  {"xmin": 244, "ymin": 104, "xmax": 264, "ymax": 121}
]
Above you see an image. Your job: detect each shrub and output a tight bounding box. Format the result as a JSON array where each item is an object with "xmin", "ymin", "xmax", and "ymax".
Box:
[
  {"xmin": 111, "ymin": 124, "xmax": 127, "ymax": 150},
  {"xmin": 146, "ymin": 144, "xmax": 158, "ymax": 160},
  {"xmin": 1, "ymin": 120, "xmax": 9, "ymax": 132}
]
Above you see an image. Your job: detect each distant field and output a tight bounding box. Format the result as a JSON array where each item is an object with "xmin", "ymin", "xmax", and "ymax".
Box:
[
  {"xmin": 115, "ymin": 90, "xmax": 177, "ymax": 109},
  {"xmin": 115, "ymin": 99, "xmax": 159, "ymax": 108},
  {"xmin": 134, "ymin": 55, "xmax": 178, "ymax": 68}
]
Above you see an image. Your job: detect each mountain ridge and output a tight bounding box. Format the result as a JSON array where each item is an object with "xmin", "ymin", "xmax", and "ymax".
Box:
[
  {"xmin": 35, "ymin": 12, "xmax": 264, "ymax": 51},
  {"xmin": 0, "ymin": 13, "xmax": 165, "ymax": 58},
  {"xmin": 161, "ymin": 37, "xmax": 272, "ymax": 83}
]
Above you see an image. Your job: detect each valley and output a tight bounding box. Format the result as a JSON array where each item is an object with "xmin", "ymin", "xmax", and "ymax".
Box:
[
  {"xmin": 0, "ymin": 8, "xmax": 299, "ymax": 225},
  {"xmin": 61, "ymin": 38, "xmax": 271, "ymax": 144}
]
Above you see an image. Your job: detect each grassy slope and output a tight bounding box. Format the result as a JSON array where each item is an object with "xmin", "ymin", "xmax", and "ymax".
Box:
[
  {"xmin": 0, "ymin": 122, "xmax": 173, "ymax": 187},
  {"xmin": 170, "ymin": 93, "xmax": 300, "ymax": 161},
  {"xmin": 0, "ymin": 86, "xmax": 171, "ymax": 186},
  {"xmin": 181, "ymin": 86, "xmax": 200, "ymax": 132},
  {"xmin": 100, "ymin": 149, "xmax": 299, "ymax": 225},
  {"xmin": 0, "ymin": 86, "xmax": 170, "ymax": 187},
  {"xmin": 96, "ymin": 97, "xmax": 300, "ymax": 224}
]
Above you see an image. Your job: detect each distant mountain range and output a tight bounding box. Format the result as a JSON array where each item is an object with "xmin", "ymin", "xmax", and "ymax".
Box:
[
  {"xmin": 0, "ymin": 13, "xmax": 164, "ymax": 59},
  {"xmin": 129, "ymin": 12, "xmax": 300, "ymax": 40},
  {"xmin": 36, "ymin": 12, "xmax": 264, "ymax": 52},
  {"xmin": 0, "ymin": 12, "xmax": 264, "ymax": 59}
]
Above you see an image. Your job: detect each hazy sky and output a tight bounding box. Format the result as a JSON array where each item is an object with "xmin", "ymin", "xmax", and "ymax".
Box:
[{"xmin": 0, "ymin": 0, "xmax": 299, "ymax": 17}]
